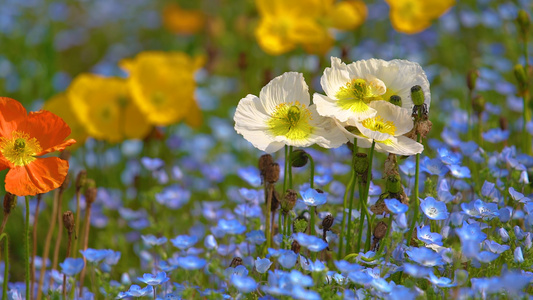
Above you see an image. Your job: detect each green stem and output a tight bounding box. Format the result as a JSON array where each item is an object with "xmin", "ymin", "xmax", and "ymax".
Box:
[
  {"xmin": 344, "ymin": 141, "xmax": 358, "ymax": 255},
  {"xmin": 265, "ymin": 184, "xmax": 273, "ymax": 254},
  {"xmin": 307, "ymin": 153, "xmax": 315, "ymax": 189},
  {"xmin": 25, "ymin": 196, "xmax": 31, "ymax": 300},
  {"xmin": 310, "ymin": 207, "xmax": 316, "ymax": 236},
  {"xmin": 337, "ymin": 144, "xmax": 358, "ymax": 259},
  {"xmin": 278, "ymin": 211, "xmax": 283, "ymax": 248},
  {"xmin": 377, "ymin": 215, "xmax": 393, "ymax": 255},
  {"xmin": 283, "ymin": 145, "xmax": 288, "ymax": 194},
  {"xmin": 407, "ymin": 133, "xmax": 422, "ymax": 244},
  {"xmin": 356, "ymin": 180, "xmax": 365, "ymax": 252},
  {"xmin": 362, "ymin": 141, "xmax": 376, "ymax": 253},
  {"xmin": 288, "ymin": 146, "xmax": 293, "ymax": 189},
  {"xmin": 365, "ymin": 215, "xmax": 374, "ymax": 252},
  {"xmin": 0, "ymin": 233, "xmax": 8, "ymax": 299}
]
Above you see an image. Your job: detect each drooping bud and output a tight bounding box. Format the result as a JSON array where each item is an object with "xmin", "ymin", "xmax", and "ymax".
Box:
[
  {"xmin": 60, "ymin": 173, "xmax": 70, "ymax": 192},
  {"xmin": 385, "ymin": 175, "xmax": 402, "ymax": 194},
  {"xmin": 229, "ymin": 256, "xmax": 243, "ymax": 267},
  {"xmin": 281, "ymin": 189, "xmax": 297, "ymax": 213},
  {"xmin": 291, "ymin": 240, "xmax": 301, "ymax": 254},
  {"xmin": 290, "ymin": 149, "xmax": 309, "ymax": 168},
  {"xmin": 271, "ymin": 190, "xmax": 280, "ymax": 212},
  {"xmin": 466, "ymin": 69, "xmax": 479, "ymax": 91},
  {"xmin": 322, "ymin": 214, "xmax": 334, "ymax": 231},
  {"xmin": 514, "ymin": 64, "xmax": 528, "ymax": 92},
  {"xmin": 59, "ymin": 150, "xmax": 71, "ymax": 161},
  {"xmin": 517, "ymin": 9, "xmax": 531, "ymax": 38},
  {"xmin": 76, "ymin": 170, "xmax": 87, "ymax": 193},
  {"xmin": 84, "ymin": 179, "xmax": 97, "ymax": 205},
  {"xmin": 265, "ymin": 163, "xmax": 280, "ymax": 184},
  {"xmin": 293, "ymin": 217, "xmax": 308, "ymax": 233},
  {"xmin": 499, "ymin": 117, "xmax": 508, "ymax": 131},
  {"xmin": 389, "ymin": 95, "xmax": 402, "ymax": 107},
  {"xmin": 410, "ymin": 85, "xmax": 425, "ymax": 106},
  {"xmin": 63, "ymin": 211, "xmax": 75, "ymax": 234},
  {"xmin": 373, "ymin": 221, "xmax": 388, "ymax": 240},
  {"xmin": 3, "ymin": 192, "xmax": 16, "ymax": 215},
  {"xmin": 471, "ymin": 95, "xmax": 485, "ymax": 115},
  {"xmin": 354, "ymin": 153, "xmax": 369, "ymax": 175}
]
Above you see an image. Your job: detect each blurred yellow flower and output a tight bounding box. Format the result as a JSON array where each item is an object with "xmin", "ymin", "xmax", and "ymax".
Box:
[
  {"xmin": 385, "ymin": 0, "xmax": 455, "ymax": 34},
  {"xmin": 162, "ymin": 3, "xmax": 205, "ymax": 35},
  {"xmin": 120, "ymin": 51, "xmax": 204, "ymax": 127},
  {"xmin": 43, "ymin": 93, "xmax": 88, "ymax": 149},
  {"xmin": 67, "ymin": 74, "xmax": 152, "ymax": 143},
  {"xmin": 255, "ymin": 0, "xmax": 367, "ymax": 55}
]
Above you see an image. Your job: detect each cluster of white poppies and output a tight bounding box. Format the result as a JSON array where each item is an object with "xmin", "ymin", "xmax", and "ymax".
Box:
[{"xmin": 234, "ymin": 57, "xmax": 431, "ymax": 156}]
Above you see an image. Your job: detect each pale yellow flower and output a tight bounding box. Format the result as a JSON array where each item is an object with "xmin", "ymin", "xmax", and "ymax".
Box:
[
  {"xmin": 67, "ymin": 74, "xmax": 152, "ymax": 143},
  {"xmin": 121, "ymin": 51, "xmax": 204, "ymax": 127}
]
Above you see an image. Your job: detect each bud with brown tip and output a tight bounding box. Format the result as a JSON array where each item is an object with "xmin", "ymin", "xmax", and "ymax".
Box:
[
  {"xmin": 373, "ymin": 221, "xmax": 388, "ymax": 240},
  {"xmin": 385, "ymin": 175, "xmax": 402, "ymax": 194},
  {"xmin": 322, "ymin": 214, "xmax": 334, "ymax": 231},
  {"xmin": 258, "ymin": 154, "xmax": 273, "ymax": 179},
  {"xmin": 514, "ymin": 64, "xmax": 528, "ymax": 93},
  {"xmin": 410, "ymin": 85, "xmax": 425, "ymax": 106},
  {"xmin": 84, "ymin": 179, "xmax": 97, "ymax": 205},
  {"xmin": 281, "ymin": 189, "xmax": 297, "ymax": 213},
  {"xmin": 291, "ymin": 240, "xmax": 301, "ymax": 254},
  {"xmin": 517, "ymin": 9, "xmax": 531, "ymax": 39},
  {"xmin": 229, "ymin": 256, "xmax": 243, "ymax": 267},
  {"xmin": 389, "ymin": 95, "xmax": 402, "ymax": 107},
  {"xmin": 466, "ymin": 69, "xmax": 479, "ymax": 91},
  {"xmin": 63, "ymin": 211, "xmax": 75, "ymax": 234},
  {"xmin": 290, "ymin": 149, "xmax": 309, "ymax": 168}
]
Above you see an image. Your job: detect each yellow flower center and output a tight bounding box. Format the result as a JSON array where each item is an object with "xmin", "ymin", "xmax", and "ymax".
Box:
[
  {"xmin": 335, "ymin": 78, "xmax": 385, "ymax": 112},
  {"xmin": 362, "ymin": 116, "xmax": 396, "ymax": 136},
  {"xmin": 0, "ymin": 131, "xmax": 42, "ymax": 167},
  {"xmin": 267, "ymin": 102, "xmax": 313, "ymax": 141},
  {"xmin": 151, "ymin": 92, "xmax": 167, "ymax": 106}
]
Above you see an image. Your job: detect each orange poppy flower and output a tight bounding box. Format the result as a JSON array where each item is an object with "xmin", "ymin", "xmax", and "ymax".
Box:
[{"xmin": 0, "ymin": 97, "xmax": 76, "ymax": 196}]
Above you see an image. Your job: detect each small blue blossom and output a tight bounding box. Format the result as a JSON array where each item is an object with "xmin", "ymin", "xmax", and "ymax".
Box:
[
  {"xmin": 246, "ymin": 230, "xmax": 266, "ymax": 245},
  {"xmin": 292, "ymin": 233, "xmax": 328, "ymax": 252},
  {"xmin": 300, "ymin": 188, "xmax": 327, "ymax": 207},
  {"xmin": 428, "ymin": 273, "xmax": 456, "ymax": 288},
  {"xmin": 60, "ymin": 258, "xmax": 84, "ymax": 276},
  {"xmin": 237, "ymin": 166, "xmax": 262, "ymax": 187},
  {"xmin": 406, "ymin": 247, "xmax": 444, "ymax": 267},
  {"xmin": 137, "ymin": 271, "xmax": 169, "ymax": 286},
  {"xmin": 384, "ymin": 198, "xmax": 408, "ymax": 214},
  {"xmin": 217, "ymin": 219, "xmax": 246, "ymax": 235},
  {"xmin": 119, "ymin": 285, "xmax": 153, "ymax": 298},
  {"xmin": 448, "ymin": 165, "xmax": 471, "ymax": 179},
  {"xmin": 171, "ymin": 235, "xmax": 198, "ymax": 250},
  {"xmin": 456, "ymin": 221, "xmax": 487, "ymax": 243},
  {"xmin": 417, "ymin": 225, "xmax": 443, "ymax": 246},
  {"xmin": 141, "ymin": 235, "xmax": 167, "ymax": 247},
  {"xmin": 231, "ymin": 275, "xmax": 257, "ymax": 293},
  {"xmin": 420, "ymin": 197, "xmax": 449, "ymax": 220},
  {"xmin": 514, "ymin": 246, "xmax": 524, "ymax": 263},
  {"xmin": 177, "ymin": 256, "xmax": 207, "ymax": 270},
  {"xmin": 255, "ymin": 258, "xmax": 272, "ymax": 273},
  {"xmin": 278, "ymin": 250, "xmax": 298, "ymax": 268},
  {"xmin": 80, "ymin": 249, "xmax": 112, "ymax": 263}
]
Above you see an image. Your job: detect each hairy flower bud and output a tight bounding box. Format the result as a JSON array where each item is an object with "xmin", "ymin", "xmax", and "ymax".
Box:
[
  {"xmin": 354, "ymin": 153, "xmax": 369, "ymax": 175},
  {"xmin": 3, "ymin": 192, "xmax": 16, "ymax": 215},
  {"xmin": 293, "ymin": 217, "xmax": 308, "ymax": 233},
  {"xmin": 386, "ymin": 175, "xmax": 402, "ymax": 194},
  {"xmin": 514, "ymin": 64, "xmax": 528, "ymax": 92},
  {"xmin": 258, "ymin": 154, "xmax": 273, "ymax": 179},
  {"xmin": 466, "ymin": 69, "xmax": 479, "ymax": 91},
  {"xmin": 410, "ymin": 85, "xmax": 425, "ymax": 106},
  {"xmin": 63, "ymin": 211, "xmax": 75, "ymax": 234},
  {"xmin": 281, "ymin": 189, "xmax": 297, "ymax": 213},
  {"xmin": 85, "ymin": 179, "xmax": 97, "ymax": 205},
  {"xmin": 373, "ymin": 221, "xmax": 388, "ymax": 240},
  {"xmin": 76, "ymin": 170, "xmax": 87, "ymax": 193},
  {"xmin": 290, "ymin": 149, "xmax": 309, "ymax": 168},
  {"xmin": 265, "ymin": 163, "xmax": 280, "ymax": 184},
  {"xmin": 291, "ymin": 240, "xmax": 301, "ymax": 254},
  {"xmin": 60, "ymin": 173, "xmax": 70, "ymax": 192},
  {"xmin": 271, "ymin": 190, "xmax": 280, "ymax": 212},
  {"xmin": 229, "ymin": 256, "xmax": 243, "ymax": 267},
  {"xmin": 389, "ymin": 95, "xmax": 402, "ymax": 107},
  {"xmin": 517, "ymin": 9, "xmax": 531, "ymax": 38},
  {"xmin": 471, "ymin": 95, "xmax": 485, "ymax": 115}
]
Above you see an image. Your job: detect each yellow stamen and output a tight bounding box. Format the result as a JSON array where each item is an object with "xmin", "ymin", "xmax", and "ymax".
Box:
[
  {"xmin": 267, "ymin": 101, "xmax": 313, "ymax": 141},
  {"xmin": 335, "ymin": 78, "xmax": 385, "ymax": 112},
  {"xmin": 362, "ymin": 116, "xmax": 396, "ymax": 136},
  {"xmin": 0, "ymin": 131, "xmax": 42, "ymax": 167}
]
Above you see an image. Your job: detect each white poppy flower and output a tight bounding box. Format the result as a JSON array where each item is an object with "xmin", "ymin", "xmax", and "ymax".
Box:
[
  {"xmin": 337, "ymin": 101, "xmax": 423, "ymax": 156},
  {"xmin": 234, "ymin": 72, "xmax": 347, "ymax": 153},
  {"xmin": 314, "ymin": 57, "xmax": 431, "ymax": 125}
]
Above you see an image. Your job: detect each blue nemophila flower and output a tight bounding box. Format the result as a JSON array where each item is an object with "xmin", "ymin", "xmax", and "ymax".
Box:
[
  {"xmin": 484, "ymin": 240, "xmax": 510, "ymax": 254},
  {"xmin": 246, "ymin": 230, "xmax": 266, "ymax": 245},
  {"xmin": 347, "ymin": 271, "xmax": 373, "ymax": 284},
  {"xmin": 514, "ymin": 225, "xmax": 526, "ymax": 240},
  {"xmin": 255, "ymin": 258, "xmax": 272, "ymax": 273},
  {"xmin": 171, "ymin": 235, "xmax": 198, "ymax": 250},
  {"xmin": 141, "ymin": 235, "xmax": 167, "ymax": 247},
  {"xmin": 60, "ymin": 258, "xmax": 84, "ymax": 276},
  {"xmin": 231, "ymin": 275, "xmax": 257, "ymax": 293},
  {"xmin": 461, "ymin": 199, "xmax": 500, "ymax": 220},
  {"xmin": 384, "ymin": 198, "xmax": 408, "ymax": 214},
  {"xmin": 118, "ymin": 285, "xmax": 154, "ymax": 298},
  {"xmin": 421, "ymin": 157, "xmax": 448, "ymax": 176},
  {"xmin": 204, "ymin": 234, "xmax": 218, "ymax": 250},
  {"xmin": 140, "ymin": 157, "xmax": 164, "ymax": 171},
  {"xmin": 292, "ymin": 233, "xmax": 328, "ymax": 252},
  {"xmin": 370, "ymin": 277, "xmax": 392, "ymax": 293},
  {"xmin": 155, "ymin": 185, "xmax": 191, "ymax": 209},
  {"xmin": 437, "ymin": 178, "xmax": 458, "ymax": 203},
  {"xmin": 237, "ymin": 166, "xmax": 261, "ymax": 187},
  {"xmin": 403, "ymin": 263, "xmax": 432, "ymax": 278},
  {"xmin": 80, "ymin": 248, "xmax": 112, "ymax": 263},
  {"xmin": 177, "ymin": 256, "xmax": 207, "ymax": 270},
  {"xmin": 438, "ymin": 147, "xmax": 462, "ymax": 165},
  {"xmin": 417, "ymin": 225, "xmax": 443, "ymax": 246},
  {"xmin": 400, "ymin": 159, "xmax": 416, "ymax": 176},
  {"xmin": 217, "ymin": 219, "xmax": 246, "ymax": 235},
  {"xmin": 300, "ymin": 256, "xmax": 326, "ymax": 272},
  {"xmin": 406, "ymin": 247, "xmax": 444, "ymax": 267},
  {"xmin": 137, "ymin": 271, "xmax": 169, "ymax": 286},
  {"xmin": 288, "ymin": 270, "xmax": 313, "ymax": 287},
  {"xmin": 428, "ymin": 273, "xmax": 456, "ymax": 288},
  {"xmin": 476, "ymin": 250, "xmax": 500, "ymax": 263},
  {"xmin": 292, "ymin": 285, "xmax": 320, "ymax": 300},
  {"xmin": 456, "ymin": 221, "xmax": 487, "ymax": 243},
  {"xmin": 334, "ymin": 260, "xmax": 363, "ymax": 274},
  {"xmin": 482, "ymin": 128, "xmax": 510, "ymax": 143},
  {"xmin": 420, "ymin": 197, "xmax": 449, "ymax": 220},
  {"xmin": 514, "ymin": 246, "xmax": 524, "ymax": 263},
  {"xmin": 278, "ymin": 250, "xmax": 298, "ymax": 268},
  {"xmin": 448, "ymin": 165, "xmax": 471, "ymax": 179},
  {"xmin": 300, "ymin": 187, "xmax": 327, "ymax": 207},
  {"xmin": 509, "ymin": 187, "xmax": 531, "ymax": 203}
]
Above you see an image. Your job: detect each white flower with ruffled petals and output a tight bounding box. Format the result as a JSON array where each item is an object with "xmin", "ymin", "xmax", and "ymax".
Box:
[
  {"xmin": 337, "ymin": 101, "xmax": 423, "ymax": 156},
  {"xmin": 314, "ymin": 57, "xmax": 431, "ymax": 125},
  {"xmin": 234, "ymin": 72, "xmax": 347, "ymax": 153}
]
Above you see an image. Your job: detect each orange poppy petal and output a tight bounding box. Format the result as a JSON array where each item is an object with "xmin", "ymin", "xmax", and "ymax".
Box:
[
  {"xmin": 38, "ymin": 139, "xmax": 77, "ymax": 156},
  {"xmin": 5, "ymin": 157, "xmax": 69, "ymax": 196},
  {"xmin": 0, "ymin": 97, "xmax": 27, "ymax": 138},
  {"xmin": 17, "ymin": 110, "xmax": 74, "ymax": 154},
  {"xmin": 0, "ymin": 156, "xmax": 10, "ymax": 171}
]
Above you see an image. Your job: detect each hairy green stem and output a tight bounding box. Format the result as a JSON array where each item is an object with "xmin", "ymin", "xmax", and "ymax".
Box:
[
  {"xmin": 25, "ymin": 196, "xmax": 31, "ymax": 300},
  {"xmin": 361, "ymin": 141, "xmax": 376, "ymax": 253},
  {"xmin": 337, "ymin": 146, "xmax": 358, "ymax": 259},
  {"xmin": 0, "ymin": 233, "xmax": 9, "ymax": 299},
  {"xmin": 407, "ymin": 133, "xmax": 422, "ymax": 244}
]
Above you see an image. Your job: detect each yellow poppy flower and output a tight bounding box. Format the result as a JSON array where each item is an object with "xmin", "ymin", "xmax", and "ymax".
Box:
[
  {"xmin": 42, "ymin": 93, "xmax": 88, "ymax": 150},
  {"xmin": 120, "ymin": 51, "xmax": 204, "ymax": 127},
  {"xmin": 162, "ymin": 3, "xmax": 205, "ymax": 35},
  {"xmin": 255, "ymin": 0, "xmax": 367, "ymax": 55},
  {"xmin": 67, "ymin": 74, "xmax": 152, "ymax": 143},
  {"xmin": 385, "ymin": 0, "xmax": 455, "ymax": 34}
]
